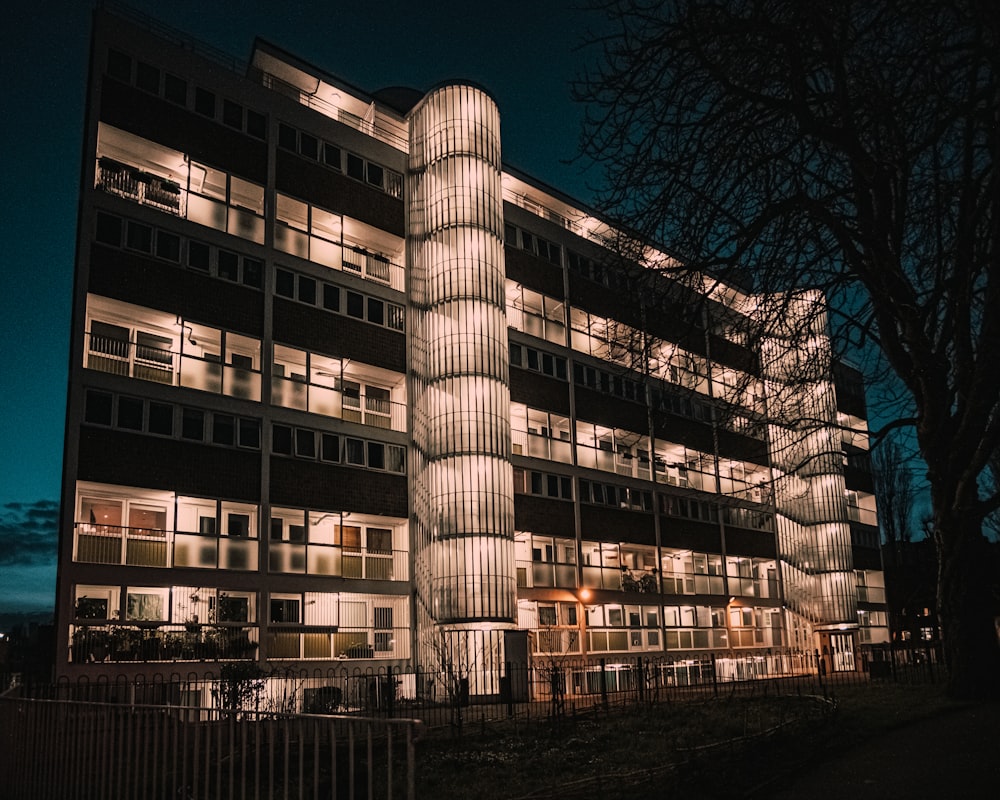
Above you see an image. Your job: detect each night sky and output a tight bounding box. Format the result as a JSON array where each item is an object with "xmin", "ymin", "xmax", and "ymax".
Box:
[{"xmin": 0, "ymin": 0, "xmax": 597, "ymax": 618}]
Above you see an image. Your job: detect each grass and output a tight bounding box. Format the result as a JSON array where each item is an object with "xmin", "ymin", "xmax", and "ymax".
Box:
[{"xmin": 412, "ymin": 682, "xmax": 956, "ymax": 800}]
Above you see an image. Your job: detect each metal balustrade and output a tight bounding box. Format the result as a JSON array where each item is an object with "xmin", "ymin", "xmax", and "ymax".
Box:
[
  {"xmin": 271, "ymin": 377, "xmax": 407, "ymax": 431},
  {"xmin": 86, "ymin": 333, "xmax": 265, "ymax": 403},
  {"xmin": 96, "ymin": 157, "xmax": 186, "ymax": 215},
  {"xmin": 75, "ymin": 523, "xmax": 169, "ymax": 567},
  {"xmin": 74, "ymin": 523, "xmax": 409, "ymax": 579},
  {"xmin": 0, "ymin": 696, "xmax": 418, "ymax": 800}
]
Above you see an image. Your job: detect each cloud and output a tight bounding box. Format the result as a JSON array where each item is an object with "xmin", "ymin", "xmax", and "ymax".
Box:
[{"xmin": 0, "ymin": 500, "xmax": 60, "ymax": 566}]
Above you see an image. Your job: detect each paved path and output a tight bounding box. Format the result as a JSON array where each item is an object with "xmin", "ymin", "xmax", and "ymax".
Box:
[{"xmin": 763, "ymin": 703, "xmax": 1000, "ymax": 799}]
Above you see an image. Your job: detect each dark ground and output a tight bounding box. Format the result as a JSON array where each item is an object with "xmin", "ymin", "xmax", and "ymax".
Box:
[{"xmin": 757, "ymin": 701, "xmax": 1000, "ymax": 799}]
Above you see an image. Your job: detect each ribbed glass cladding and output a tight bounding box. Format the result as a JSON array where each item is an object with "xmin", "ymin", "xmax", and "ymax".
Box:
[
  {"xmin": 407, "ymin": 85, "xmax": 515, "ymax": 628},
  {"xmin": 762, "ymin": 293, "xmax": 857, "ymax": 628}
]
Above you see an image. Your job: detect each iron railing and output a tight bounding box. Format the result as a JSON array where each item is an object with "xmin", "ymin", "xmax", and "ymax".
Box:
[{"xmin": 0, "ymin": 695, "xmax": 419, "ymax": 800}]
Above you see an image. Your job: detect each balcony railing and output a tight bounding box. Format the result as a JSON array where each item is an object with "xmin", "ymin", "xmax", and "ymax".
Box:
[
  {"xmin": 857, "ymin": 585, "xmax": 887, "ymax": 604},
  {"xmin": 70, "ymin": 623, "xmax": 258, "ymax": 663},
  {"xmin": 96, "ymin": 157, "xmax": 185, "ymax": 215},
  {"xmin": 533, "ymin": 628, "xmax": 581, "ymax": 654},
  {"xmin": 342, "ymin": 244, "xmax": 405, "ymax": 290},
  {"xmin": 267, "ymin": 544, "xmax": 409, "ymax": 581},
  {"xmin": 659, "ymin": 572, "xmax": 726, "ymax": 596},
  {"xmin": 256, "ymin": 70, "xmax": 409, "ymax": 153},
  {"xmin": 74, "ymin": 523, "xmax": 169, "ymax": 567},
  {"xmin": 511, "ymin": 430, "xmax": 572, "ymax": 462},
  {"xmin": 172, "ymin": 530, "xmax": 259, "ymax": 571},
  {"xmin": 847, "ymin": 503, "xmax": 878, "ymax": 526},
  {"xmin": 87, "ymin": 332, "xmax": 176, "ymax": 384},
  {"xmin": 728, "ymin": 576, "xmax": 781, "ymax": 599},
  {"xmin": 271, "ymin": 378, "xmax": 407, "ymax": 432},
  {"xmin": 264, "ymin": 626, "xmax": 411, "ymax": 660},
  {"xmin": 74, "ymin": 524, "xmax": 409, "ymax": 579},
  {"xmin": 86, "ymin": 332, "xmax": 263, "ymax": 400},
  {"xmin": 515, "ymin": 559, "xmax": 578, "ymax": 589}
]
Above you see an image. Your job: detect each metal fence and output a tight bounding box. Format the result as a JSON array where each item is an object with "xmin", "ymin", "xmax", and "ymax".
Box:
[
  {"xmin": 0, "ymin": 642, "xmax": 944, "ymax": 796},
  {"xmin": 0, "ymin": 695, "xmax": 419, "ymax": 800}
]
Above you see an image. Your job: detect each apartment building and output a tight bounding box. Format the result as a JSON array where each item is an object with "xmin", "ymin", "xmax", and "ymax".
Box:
[{"xmin": 56, "ymin": 4, "xmax": 887, "ymax": 691}]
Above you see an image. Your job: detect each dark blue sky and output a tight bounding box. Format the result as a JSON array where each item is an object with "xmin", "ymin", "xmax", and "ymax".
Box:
[{"xmin": 0, "ymin": 0, "xmax": 598, "ymax": 616}]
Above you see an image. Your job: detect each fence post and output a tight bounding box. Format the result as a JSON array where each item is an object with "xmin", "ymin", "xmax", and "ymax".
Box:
[
  {"xmin": 599, "ymin": 658, "xmax": 608, "ymax": 711},
  {"xmin": 711, "ymin": 653, "xmax": 719, "ymax": 698},
  {"xmin": 637, "ymin": 657, "xmax": 645, "ymax": 704},
  {"xmin": 387, "ymin": 665, "xmax": 395, "ymax": 716}
]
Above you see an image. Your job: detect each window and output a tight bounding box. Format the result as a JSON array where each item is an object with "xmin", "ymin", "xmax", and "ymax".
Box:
[
  {"xmin": 188, "ymin": 240, "xmax": 210, "ymax": 271},
  {"xmin": 95, "ymin": 212, "xmax": 122, "ymax": 246},
  {"xmin": 278, "ymin": 123, "xmax": 297, "ymax": 151},
  {"xmin": 212, "ymin": 414, "xmax": 235, "ymax": 446},
  {"xmin": 323, "ymin": 284, "xmax": 340, "ymax": 312},
  {"xmin": 84, "ymin": 390, "xmax": 113, "ymax": 425},
  {"xmin": 148, "ymin": 402, "xmax": 172, "ymax": 436},
  {"xmin": 269, "ymin": 597, "xmax": 300, "ymax": 624},
  {"xmin": 310, "ymin": 435, "xmax": 336, "ymax": 466},
  {"xmin": 117, "ymin": 396, "xmax": 143, "ymax": 430},
  {"xmin": 223, "ymin": 99, "xmax": 243, "ymax": 130},
  {"xmin": 367, "ymin": 442, "xmax": 385, "ymax": 470},
  {"xmin": 126, "ymin": 590, "xmax": 166, "ymax": 621},
  {"xmin": 125, "ymin": 221, "xmax": 153, "ymax": 253},
  {"xmin": 164, "ymin": 73, "xmax": 186, "ymax": 105},
  {"xmin": 275, "ymin": 268, "xmax": 295, "ymax": 298},
  {"xmin": 155, "ymin": 230, "xmax": 181, "ymax": 262},
  {"xmin": 194, "ymin": 87, "xmax": 215, "ymax": 117},
  {"xmin": 298, "ymin": 275, "xmax": 316, "ymax": 305},
  {"xmin": 218, "ymin": 250, "xmax": 239, "ymax": 281},
  {"xmin": 345, "ymin": 438, "xmax": 365, "ymax": 465},
  {"xmin": 239, "ymin": 418, "xmax": 260, "ymax": 449},
  {"xmin": 299, "ymin": 132, "xmax": 318, "ymax": 160},
  {"xmin": 107, "ymin": 48, "xmax": 131, "ymax": 82},
  {"xmin": 272, "ymin": 424, "xmax": 293, "ymax": 455},
  {"xmin": 323, "ymin": 144, "xmax": 341, "ymax": 169},
  {"xmin": 246, "ymin": 109, "xmax": 266, "ymax": 140},
  {"xmin": 135, "ymin": 61, "xmax": 159, "ymax": 93},
  {"xmin": 296, "ymin": 428, "xmax": 316, "ymax": 458},
  {"xmin": 347, "ymin": 153, "xmax": 365, "ymax": 181},
  {"xmin": 181, "ymin": 408, "xmax": 204, "ymax": 440},
  {"xmin": 218, "ymin": 594, "xmax": 249, "ymax": 622}
]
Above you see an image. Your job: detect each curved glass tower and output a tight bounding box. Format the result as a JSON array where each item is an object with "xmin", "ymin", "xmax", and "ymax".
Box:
[
  {"xmin": 407, "ymin": 85, "xmax": 515, "ymax": 672},
  {"xmin": 762, "ymin": 292, "xmax": 857, "ymax": 632}
]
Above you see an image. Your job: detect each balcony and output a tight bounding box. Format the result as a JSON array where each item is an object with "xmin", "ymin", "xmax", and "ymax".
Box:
[
  {"xmin": 74, "ymin": 523, "xmax": 169, "ymax": 567},
  {"xmin": 847, "ymin": 503, "xmax": 878, "ymax": 527},
  {"xmin": 268, "ymin": 543, "xmax": 409, "ymax": 580},
  {"xmin": 271, "ymin": 377, "xmax": 406, "ymax": 432},
  {"xmin": 342, "ymin": 244, "xmax": 404, "ymax": 291},
  {"xmin": 510, "ymin": 430, "xmax": 572, "ymax": 462},
  {"xmin": 70, "ymin": 623, "xmax": 258, "ymax": 663},
  {"xmin": 660, "ymin": 572, "xmax": 726, "ymax": 596},
  {"xmin": 74, "ymin": 522, "xmax": 260, "ymax": 572},
  {"xmin": 86, "ymin": 331, "xmax": 262, "ymax": 401},
  {"xmin": 96, "ymin": 157, "xmax": 185, "ymax": 216},
  {"xmin": 172, "ymin": 530, "xmax": 259, "ymax": 571},
  {"xmin": 515, "ymin": 559, "xmax": 577, "ymax": 589},
  {"xmin": 264, "ymin": 627, "xmax": 410, "ymax": 660},
  {"xmin": 857, "ymin": 585, "xmax": 887, "ymax": 604}
]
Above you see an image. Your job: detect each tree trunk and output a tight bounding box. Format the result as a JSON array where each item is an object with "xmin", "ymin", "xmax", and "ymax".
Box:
[{"xmin": 934, "ymin": 505, "xmax": 1000, "ymax": 700}]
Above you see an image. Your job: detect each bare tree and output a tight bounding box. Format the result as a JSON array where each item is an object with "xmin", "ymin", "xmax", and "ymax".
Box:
[
  {"xmin": 985, "ymin": 449, "xmax": 1000, "ymax": 543},
  {"xmin": 872, "ymin": 436, "xmax": 916, "ymax": 548},
  {"xmin": 576, "ymin": 0, "xmax": 1000, "ymax": 699}
]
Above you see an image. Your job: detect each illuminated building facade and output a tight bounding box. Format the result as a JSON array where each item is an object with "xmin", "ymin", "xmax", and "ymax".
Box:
[{"xmin": 56, "ymin": 6, "xmax": 887, "ymax": 687}]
